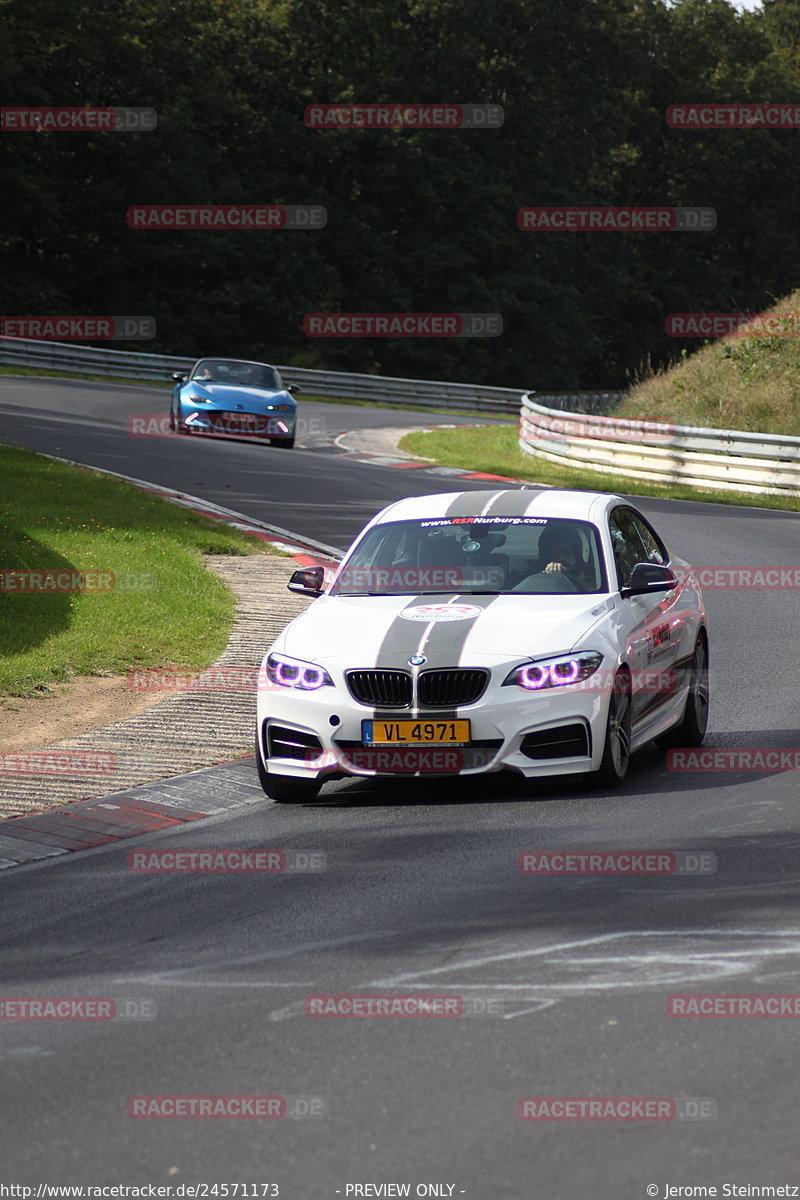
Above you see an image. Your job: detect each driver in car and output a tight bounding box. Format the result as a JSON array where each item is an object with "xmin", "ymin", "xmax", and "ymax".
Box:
[
  {"xmin": 512, "ymin": 525, "xmax": 594, "ymax": 592},
  {"xmin": 539, "ymin": 526, "xmax": 593, "ymax": 590}
]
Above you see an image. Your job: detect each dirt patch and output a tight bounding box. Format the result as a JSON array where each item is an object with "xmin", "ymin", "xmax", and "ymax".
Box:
[{"xmin": 0, "ymin": 676, "xmax": 175, "ymax": 752}]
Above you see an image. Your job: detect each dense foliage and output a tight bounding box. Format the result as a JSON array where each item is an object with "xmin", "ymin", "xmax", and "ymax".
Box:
[{"xmin": 2, "ymin": 0, "xmax": 799, "ymax": 388}]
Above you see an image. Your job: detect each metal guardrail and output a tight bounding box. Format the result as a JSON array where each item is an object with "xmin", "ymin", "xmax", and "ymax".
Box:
[
  {"xmin": 0, "ymin": 336, "xmax": 621, "ymax": 417},
  {"xmin": 519, "ymin": 394, "xmax": 800, "ymax": 497}
]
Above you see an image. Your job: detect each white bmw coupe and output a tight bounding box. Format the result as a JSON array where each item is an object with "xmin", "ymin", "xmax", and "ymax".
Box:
[{"xmin": 255, "ymin": 488, "xmax": 709, "ymax": 801}]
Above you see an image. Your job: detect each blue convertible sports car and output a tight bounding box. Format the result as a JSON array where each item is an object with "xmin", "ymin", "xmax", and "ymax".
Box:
[{"xmin": 170, "ymin": 358, "xmax": 299, "ymax": 449}]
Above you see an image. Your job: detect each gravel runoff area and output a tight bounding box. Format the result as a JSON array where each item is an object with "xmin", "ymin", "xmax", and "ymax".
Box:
[{"xmin": 0, "ymin": 555, "xmax": 311, "ymax": 819}]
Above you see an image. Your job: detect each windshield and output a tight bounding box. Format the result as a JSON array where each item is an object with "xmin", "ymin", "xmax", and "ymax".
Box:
[
  {"xmin": 330, "ymin": 516, "xmax": 608, "ymax": 596},
  {"xmin": 190, "ymin": 359, "xmax": 281, "ymax": 389}
]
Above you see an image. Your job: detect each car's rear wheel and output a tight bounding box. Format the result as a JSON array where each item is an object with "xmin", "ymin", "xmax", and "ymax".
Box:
[
  {"xmin": 594, "ymin": 669, "xmax": 632, "ymax": 786},
  {"xmin": 255, "ymin": 738, "xmax": 320, "ymax": 802},
  {"xmin": 270, "ymin": 435, "xmax": 295, "ymax": 449},
  {"xmin": 656, "ymin": 633, "xmax": 709, "ymax": 749}
]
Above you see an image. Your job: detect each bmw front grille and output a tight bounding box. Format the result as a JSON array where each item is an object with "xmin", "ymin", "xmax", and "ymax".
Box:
[{"xmin": 345, "ymin": 668, "xmax": 489, "ymax": 709}]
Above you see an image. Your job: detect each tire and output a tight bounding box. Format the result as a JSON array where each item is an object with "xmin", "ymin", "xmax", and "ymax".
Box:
[
  {"xmin": 255, "ymin": 738, "xmax": 320, "ymax": 803},
  {"xmin": 168, "ymin": 407, "xmax": 176, "ymax": 431},
  {"xmin": 271, "ymin": 434, "xmax": 295, "ymax": 449},
  {"xmin": 594, "ymin": 669, "xmax": 632, "ymax": 786},
  {"xmin": 656, "ymin": 633, "xmax": 709, "ymax": 749}
]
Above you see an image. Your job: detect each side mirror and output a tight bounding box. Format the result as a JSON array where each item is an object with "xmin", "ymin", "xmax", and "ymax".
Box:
[
  {"xmin": 621, "ymin": 562, "xmax": 677, "ymax": 597},
  {"xmin": 288, "ymin": 565, "xmax": 325, "ymax": 596},
  {"xmin": 286, "ymin": 383, "xmax": 301, "ymax": 395},
  {"xmin": 171, "ymin": 372, "xmax": 187, "ymax": 383}
]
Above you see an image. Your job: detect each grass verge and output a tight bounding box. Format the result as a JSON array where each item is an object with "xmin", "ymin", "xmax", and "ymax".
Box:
[
  {"xmin": 400, "ymin": 425, "xmax": 800, "ymax": 512},
  {"xmin": 619, "ymin": 291, "xmax": 800, "ymax": 436},
  {"xmin": 0, "ymin": 443, "xmax": 270, "ymax": 696}
]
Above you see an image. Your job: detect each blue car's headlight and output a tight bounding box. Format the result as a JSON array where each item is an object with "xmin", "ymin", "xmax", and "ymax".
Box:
[
  {"xmin": 267, "ymin": 652, "xmax": 332, "ymax": 690},
  {"xmin": 271, "ymin": 403, "xmax": 294, "ymax": 413},
  {"xmin": 503, "ymin": 651, "xmax": 603, "ymax": 691},
  {"xmin": 187, "ymin": 393, "xmax": 211, "ymax": 403}
]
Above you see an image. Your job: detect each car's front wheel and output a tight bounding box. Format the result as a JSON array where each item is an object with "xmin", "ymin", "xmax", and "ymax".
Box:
[
  {"xmin": 594, "ymin": 669, "xmax": 632, "ymax": 786},
  {"xmin": 656, "ymin": 633, "xmax": 709, "ymax": 749},
  {"xmin": 270, "ymin": 434, "xmax": 295, "ymax": 449},
  {"xmin": 255, "ymin": 739, "xmax": 320, "ymax": 802}
]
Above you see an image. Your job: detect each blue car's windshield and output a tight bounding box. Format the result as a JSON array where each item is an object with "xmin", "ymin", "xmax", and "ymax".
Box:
[
  {"xmin": 191, "ymin": 360, "xmax": 281, "ymax": 389},
  {"xmin": 330, "ymin": 517, "xmax": 608, "ymax": 596}
]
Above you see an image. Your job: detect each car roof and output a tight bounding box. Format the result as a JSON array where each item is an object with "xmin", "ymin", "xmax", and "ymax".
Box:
[{"xmin": 371, "ymin": 488, "xmax": 625, "ymax": 526}]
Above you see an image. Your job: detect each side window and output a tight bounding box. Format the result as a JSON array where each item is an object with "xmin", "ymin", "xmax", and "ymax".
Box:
[
  {"xmin": 608, "ymin": 510, "xmax": 648, "ymax": 588},
  {"xmin": 628, "ymin": 513, "xmax": 667, "ymax": 565}
]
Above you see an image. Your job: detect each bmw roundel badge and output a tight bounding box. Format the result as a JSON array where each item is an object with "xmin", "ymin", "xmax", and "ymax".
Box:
[{"xmin": 408, "ymin": 655, "xmax": 427, "ymax": 666}]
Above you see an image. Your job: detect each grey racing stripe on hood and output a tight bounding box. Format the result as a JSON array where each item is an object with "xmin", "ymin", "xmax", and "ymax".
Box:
[
  {"xmin": 372, "ymin": 489, "xmax": 545, "ymax": 672},
  {"xmin": 371, "ymin": 592, "xmax": 496, "ymax": 672},
  {"xmin": 374, "ymin": 593, "xmax": 432, "ymax": 668},
  {"xmin": 412, "ymin": 592, "xmax": 501, "ymax": 669},
  {"xmin": 374, "ymin": 593, "xmax": 502, "ymax": 671}
]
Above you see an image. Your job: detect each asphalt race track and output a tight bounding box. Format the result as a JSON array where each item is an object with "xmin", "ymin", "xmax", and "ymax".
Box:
[
  {"xmin": 0, "ymin": 376, "xmax": 505, "ymax": 550},
  {"xmin": 2, "ymin": 376, "xmax": 800, "ymax": 1197}
]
